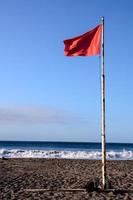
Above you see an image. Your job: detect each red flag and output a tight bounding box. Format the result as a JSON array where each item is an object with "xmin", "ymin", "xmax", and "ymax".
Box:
[{"xmin": 64, "ymin": 25, "xmax": 102, "ymax": 56}]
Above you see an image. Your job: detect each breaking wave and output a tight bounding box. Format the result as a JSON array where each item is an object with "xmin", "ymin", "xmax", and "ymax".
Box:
[{"xmin": 0, "ymin": 149, "xmax": 133, "ymax": 160}]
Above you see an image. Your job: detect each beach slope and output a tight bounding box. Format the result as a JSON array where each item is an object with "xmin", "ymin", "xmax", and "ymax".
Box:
[{"xmin": 0, "ymin": 159, "xmax": 133, "ymax": 199}]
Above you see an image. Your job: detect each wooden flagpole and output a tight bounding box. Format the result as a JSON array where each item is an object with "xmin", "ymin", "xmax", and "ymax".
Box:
[{"xmin": 101, "ymin": 16, "xmax": 107, "ymax": 189}]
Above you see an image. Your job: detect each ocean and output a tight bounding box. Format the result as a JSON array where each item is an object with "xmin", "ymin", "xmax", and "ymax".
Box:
[{"xmin": 0, "ymin": 141, "xmax": 133, "ymax": 160}]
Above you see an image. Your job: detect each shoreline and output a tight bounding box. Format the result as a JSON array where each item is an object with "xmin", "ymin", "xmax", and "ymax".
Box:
[
  {"xmin": 1, "ymin": 149, "xmax": 133, "ymax": 160},
  {"xmin": 1, "ymin": 157, "xmax": 133, "ymax": 160}
]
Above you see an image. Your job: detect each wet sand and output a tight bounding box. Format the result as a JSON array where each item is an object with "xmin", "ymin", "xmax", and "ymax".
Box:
[{"xmin": 0, "ymin": 158, "xmax": 133, "ymax": 199}]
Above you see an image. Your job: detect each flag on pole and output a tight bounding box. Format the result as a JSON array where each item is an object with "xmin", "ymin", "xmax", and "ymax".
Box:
[
  {"xmin": 64, "ymin": 19, "xmax": 107, "ymax": 189},
  {"xmin": 64, "ymin": 25, "xmax": 102, "ymax": 56}
]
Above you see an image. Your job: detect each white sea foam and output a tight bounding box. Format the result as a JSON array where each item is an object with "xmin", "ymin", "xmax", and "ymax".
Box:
[{"xmin": 0, "ymin": 148, "xmax": 133, "ymax": 160}]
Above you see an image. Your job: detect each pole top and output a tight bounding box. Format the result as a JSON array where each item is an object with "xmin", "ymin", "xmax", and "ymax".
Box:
[{"xmin": 101, "ymin": 16, "xmax": 104, "ymax": 22}]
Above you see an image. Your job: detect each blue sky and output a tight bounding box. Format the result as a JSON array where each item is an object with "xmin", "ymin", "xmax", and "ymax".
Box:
[{"xmin": 0, "ymin": 0, "xmax": 133, "ymax": 142}]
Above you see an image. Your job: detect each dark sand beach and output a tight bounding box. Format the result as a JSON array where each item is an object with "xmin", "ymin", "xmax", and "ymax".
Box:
[{"xmin": 0, "ymin": 158, "xmax": 133, "ymax": 199}]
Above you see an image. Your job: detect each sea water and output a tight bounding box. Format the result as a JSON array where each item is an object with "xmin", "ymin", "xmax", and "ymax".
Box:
[{"xmin": 0, "ymin": 141, "xmax": 133, "ymax": 160}]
